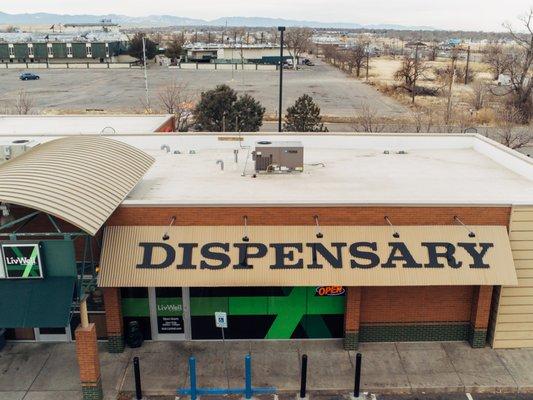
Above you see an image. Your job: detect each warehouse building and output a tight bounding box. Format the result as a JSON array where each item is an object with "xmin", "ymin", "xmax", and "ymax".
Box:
[
  {"xmin": 0, "ymin": 132, "xmax": 532, "ymax": 398},
  {"xmin": 0, "ymin": 26, "xmax": 128, "ymax": 64}
]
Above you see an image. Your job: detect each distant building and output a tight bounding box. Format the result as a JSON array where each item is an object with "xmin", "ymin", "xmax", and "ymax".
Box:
[
  {"xmin": 185, "ymin": 44, "xmax": 289, "ymax": 64},
  {"xmin": 0, "ymin": 23, "xmax": 129, "ymax": 64}
]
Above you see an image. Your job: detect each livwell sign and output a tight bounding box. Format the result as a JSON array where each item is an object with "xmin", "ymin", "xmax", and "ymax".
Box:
[
  {"xmin": 98, "ymin": 226, "xmax": 518, "ymax": 287},
  {"xmin": 0, "ymin": 243, "xmax": 43, "ymax": 279}
]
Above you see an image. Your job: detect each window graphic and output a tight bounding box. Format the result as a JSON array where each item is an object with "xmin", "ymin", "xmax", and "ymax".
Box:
[{"xmin": 1, "ymin": 243, "xmax": 43, "ymax": 279}]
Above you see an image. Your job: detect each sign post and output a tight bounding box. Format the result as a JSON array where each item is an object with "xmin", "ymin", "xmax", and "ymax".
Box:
[{"xmin": 215, "ymin": 312, "xmax": 230, "ymax": 389}]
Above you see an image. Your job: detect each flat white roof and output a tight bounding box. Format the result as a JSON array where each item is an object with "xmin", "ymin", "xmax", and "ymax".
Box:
[
  {"xmin": 0, "ymin": 115, "xmax": 173, "ymax": 135},
  {"xmin": 1, "ymin": 133, "xmax": 532, "ymax": 206}
]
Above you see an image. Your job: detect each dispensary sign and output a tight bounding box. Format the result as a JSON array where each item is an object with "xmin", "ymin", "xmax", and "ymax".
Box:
[
  {"xmin": 98, "ymin": 226, "xmax": 518, "ymax": 287},
  {"xmin": 1, "ymin": 243, "xmax": 43, "ymax": 279}
]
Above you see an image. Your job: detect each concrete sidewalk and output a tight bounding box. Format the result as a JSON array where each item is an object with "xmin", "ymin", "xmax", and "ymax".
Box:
[{"xmin": 1, "ymin": 340, "xmax": 532, "ymax": 399}]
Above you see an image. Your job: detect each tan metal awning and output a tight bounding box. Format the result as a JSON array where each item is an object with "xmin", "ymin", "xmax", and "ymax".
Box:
[
  {"xmin": 0, "ymin": 137, "xmax": 154, "ymax": 235},
  {"xmin": 98, "ymin": 225, "xmax": 518, "ymax": 287}
]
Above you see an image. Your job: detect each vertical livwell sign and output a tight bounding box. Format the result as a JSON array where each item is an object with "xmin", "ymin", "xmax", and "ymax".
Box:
[{"xmin": 1, "ymin": 243, "xmax": 44, "ymax": 279}]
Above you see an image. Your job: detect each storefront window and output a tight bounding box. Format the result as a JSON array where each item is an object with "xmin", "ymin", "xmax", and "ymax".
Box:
[
  {"xmin": 121, "ymin": 287, "xmax": 152, "ymax": 340},
  {"xmin": 190, "ymin": 287, "xmax": 344, "ymax": 340}
]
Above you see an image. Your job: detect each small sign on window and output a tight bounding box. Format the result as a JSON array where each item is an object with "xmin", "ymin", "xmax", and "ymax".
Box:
[{"xmin": 215, "ymin": 311, "xmax": 228, "ymax": 328}]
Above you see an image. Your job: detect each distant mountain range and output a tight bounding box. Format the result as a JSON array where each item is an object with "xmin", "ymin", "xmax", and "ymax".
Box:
[{"xmin": 0, "ymin": 12, "xmax": 434, "ymax": 30}]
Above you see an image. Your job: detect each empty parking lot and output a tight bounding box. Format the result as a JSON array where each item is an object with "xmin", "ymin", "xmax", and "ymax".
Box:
[{"xmin": 0, "ymin": 60, "xmax": 405, "ymax": 117}]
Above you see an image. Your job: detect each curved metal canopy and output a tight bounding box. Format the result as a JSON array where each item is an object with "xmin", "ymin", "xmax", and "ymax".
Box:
[{"xmin": 0, "ymin": 136, "xmax": 154, "ymax": 235}]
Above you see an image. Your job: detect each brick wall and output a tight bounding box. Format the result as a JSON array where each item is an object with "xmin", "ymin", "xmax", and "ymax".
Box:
[
  {"xmin": 344, "ymin": 287, "xmax": 361, "ymax": 350},
  {"xmin": 469, "ymin": 285, "xmax": 494, "ymax": 347},
  {"xmin": 109, "ymin": 206, "xmax": 511, "ymax": 226},
  {"xmin": 75, "ymin": 323, "xmax": 103, "ymax": 400},
  {"xmin": 102, "ymin": 288, "xmax": 125, "ymax": 353},
  {"xmin": 360, "ymin": 286, "xmax": 474, "ymax": 324}
]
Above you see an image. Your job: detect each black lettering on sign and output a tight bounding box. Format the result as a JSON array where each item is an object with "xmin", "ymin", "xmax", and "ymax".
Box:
[
  {"xmin": 176, "ymin": 243, "xmax": 198, "ymax": 269},
  {"xmin": 306, "ymin": 243, "xmax": 347, "ymax": 269},
  {"xmin": 233, "ymin": 243, "xmax": 268, "ymax": 269},
  {"xmin": 200, "ymin": 243, "xmax": 231, "ymax": 270},
  {"xmin": 349, "ymin": 242, "xmax": 380, "ymax": 269},
  {"xmin": 136, "ymin": 243, "xmax": 176, "ymax": 269},
  {"xmin": 421, "ymin": 242, "xmax": 462, "ymax": 269},
  {"xmin": 382, "ymin": 242, "xmax": 422, "ymax": 269},
  {"xmin": 269, "ymin": 243, "xmax": 304, "ymax": 269},
  {"xmin": 457, "ymin": 243, "xmax": 493, "ymax": 269}
]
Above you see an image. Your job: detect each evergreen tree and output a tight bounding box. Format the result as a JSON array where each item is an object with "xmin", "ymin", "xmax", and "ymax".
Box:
[
  {"xmin": 128, "ymin": 32, "xmax": 158, "ymax": 62},
  {"xmin": 194, "ymin": 85, "xmax": 264, "ymax": 132},
  {"xmin": 283, "ymin": 94, "xmax": 328, "ymax": 132},
  {"xmin": 234, "ymin": 94, "xmax": 265, "ymax": 132}
]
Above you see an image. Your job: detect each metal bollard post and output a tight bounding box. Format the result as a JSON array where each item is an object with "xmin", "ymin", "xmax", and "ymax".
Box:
[
  {"xmin": 353, "ymin": 352, "xmax": 362, "ymax": 399},
  {"xmin": 299, "ymin": 354, "xmax": 308, "ymax": 399},
  {"xmin": 133, "ymin": 356, "xmax": 142, "ymax": 400},
  {"xmin": 189, "ymin": 357, "xmax": 197, "ymax": 400},
  {"xmin": 245, "ymin": 354, "xmax": 252, "ymax": 399}
]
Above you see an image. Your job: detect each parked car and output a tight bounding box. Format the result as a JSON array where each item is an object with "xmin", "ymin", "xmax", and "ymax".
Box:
[
  {"xmin": 302, "ymin": 59, "xmax": 315, "ymax": 66},
  {"xmin": 19, "ymin": 72, "xmax": 40, "ymax": 81}
]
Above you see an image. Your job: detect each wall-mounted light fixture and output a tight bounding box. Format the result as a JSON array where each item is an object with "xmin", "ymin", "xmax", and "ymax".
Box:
[
  {"xmin": 242, "ymin": 216, "xmax": 249, "ymax": 242},
  {"xmin": 314, "ymin": 215, "xmax": 323, "ymax": 239},
  {"xmin": 162, "ymin": 216, "xmax": 176, "ymax": 241},
  {"xmin": 384, "ymin": 216, "xmax": 400, "ymax": 238},
  {"xmin": 454, "ymin": 216, "xmax": 476, "ymax": 238}
]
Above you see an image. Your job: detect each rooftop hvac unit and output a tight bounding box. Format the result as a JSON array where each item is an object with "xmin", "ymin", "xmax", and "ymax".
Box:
[
  {"xmin": 252, "ymin": 141, "xmax": 303, "ymax": 172},
  {"xmin": 0, "ymin": 140, "xmax": 38, "ymax": 163}
]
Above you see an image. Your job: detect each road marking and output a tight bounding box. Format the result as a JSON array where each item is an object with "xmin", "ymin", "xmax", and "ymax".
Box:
[{"xmin": 466, "ymin": 393, "xmax": 474, "ymax": 400}]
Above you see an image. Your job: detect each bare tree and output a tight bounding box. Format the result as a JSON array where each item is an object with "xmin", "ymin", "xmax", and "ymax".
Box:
[
  {"xmin": 412, "ymin": 106, "xmax": 435, "ymax": 133},
  {"xmin": 482, "ymin": 43, "xmax": 512, "ymax": 80},
  {"xmin": 165, "ymin": 34, "xmax": 185, "ymax": 63},
  {"xmin": 469, "ymin": 80, "xmax": 488, "ymax": 110},
  {"xmin": 344, "ymin": 39, "xmax": 370, "ymax": 78},
  {"xmin": 157, "ymin": 80, "xmax": 194, "ymax": 132},
  {"xmin": 394, "ymin": 54, "xmax": 429, "ymax": 102},
  {"xmin": 285, "ymin": 28, "xmax": 313, "ymax": 69},
  {"xmin": 14, "ymin": 90, "xmax": 35, "ymax": 115},
  {"xmin": 502, "ymin": 9, "xmax": 533, "ymax": 123},
  {"xmin": 495, "ymin": 105, "xmax": 532, "ymax": 149},
  {"xmin": 351, "ymin": 102, "xmax": 385, "ymax": 132}
]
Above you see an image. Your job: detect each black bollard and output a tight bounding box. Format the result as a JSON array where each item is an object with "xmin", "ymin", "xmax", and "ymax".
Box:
[
  {"xmin": 133, "ymin": 356, "xmax": 143, "ymax": 400},
  {"xmin": 300, "ymin": 354, "xmax": 308, "ymax": 398},
  {"xmin": 354, "ymin": 352, "xmax": 362, "ymax": 398}
]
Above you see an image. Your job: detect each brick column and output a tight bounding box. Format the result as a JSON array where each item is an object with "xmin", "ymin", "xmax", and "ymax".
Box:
[
  {"xmin": 75, "ymin": 323, "xmax": 103, "ymax": 400},
  {"xmin": 469, "ymin": 285, "xmax": 493, "ymax": 348},
  {"xmin": 344, "ymin": 287, "xmax": 362, "ymax": 350},
  {"xmin": 103, "ymin": 287, "xmax": 124, "ymax": 353}
]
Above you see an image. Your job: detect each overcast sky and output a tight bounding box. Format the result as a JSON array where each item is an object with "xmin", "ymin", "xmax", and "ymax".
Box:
[{"xmin": 3, "ymin": 0, "xmax": 532, "ymax": 31}]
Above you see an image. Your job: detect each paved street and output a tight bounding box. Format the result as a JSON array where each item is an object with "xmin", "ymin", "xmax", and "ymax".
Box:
[
  {"xmin": 0, "ymin": 60, "xmax": 406, "ymax": 117},
  {"xmin": 1, "ymin": 340, "xmax": 533, "ymax": 399}
]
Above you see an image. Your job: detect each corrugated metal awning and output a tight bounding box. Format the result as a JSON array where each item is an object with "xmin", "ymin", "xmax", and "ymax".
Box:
[
  {"xmin": 98, "ymin": 225, "xmax": 518, "ymax": 287},
  {"xmin": 0, "ymin": 137, "xmax": 154, "ymax": 235}
]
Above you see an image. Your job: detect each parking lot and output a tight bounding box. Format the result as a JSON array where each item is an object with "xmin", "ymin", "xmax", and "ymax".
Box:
[{"xmin": 0, "ymin": 60, "xmax": 406, "ymax": 117}]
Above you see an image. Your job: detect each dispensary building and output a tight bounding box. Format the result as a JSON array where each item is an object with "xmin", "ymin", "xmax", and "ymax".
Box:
[{"xmin": 0, "ymin": 132, "xmax": 532, "ymax": 354}]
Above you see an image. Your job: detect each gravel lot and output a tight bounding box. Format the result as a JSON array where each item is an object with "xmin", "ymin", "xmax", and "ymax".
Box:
[{"xmin": 0, "ymin": 60, "xmax": 406, "ymax": 117}]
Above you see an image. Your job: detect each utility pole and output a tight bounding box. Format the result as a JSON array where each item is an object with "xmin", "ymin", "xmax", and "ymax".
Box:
[
  {"xmin": 142, "ymin": 36, "xmax": 150, "ymax": 112},
  {"xmin": 365, "ymin": 49, "xmax": 370, "ymax": 81},
  {"xmin": 412, "ymin": 43, "xmax": 419, "ymax": 104},
  {"xmin": 464, "ymin": 46, "xmax": 471, "ymax": 85},
  {"xmin": 278, "ymin": 26, "xmax": 286, "ymax": 133}
]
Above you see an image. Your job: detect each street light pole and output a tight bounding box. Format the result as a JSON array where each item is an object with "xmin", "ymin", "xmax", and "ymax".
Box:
[
  {"xmin": 278, "ymin": 26, "xmax": 286, "ymax": 133},
  {"xmin": 142, "ymin": 36, "xmax": 150, "ymax": 111}
]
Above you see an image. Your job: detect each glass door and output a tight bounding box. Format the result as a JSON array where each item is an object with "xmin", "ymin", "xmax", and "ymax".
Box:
[{"xmin": 149, "ymin": 287, "xmax": 190, "ymax": 340}]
